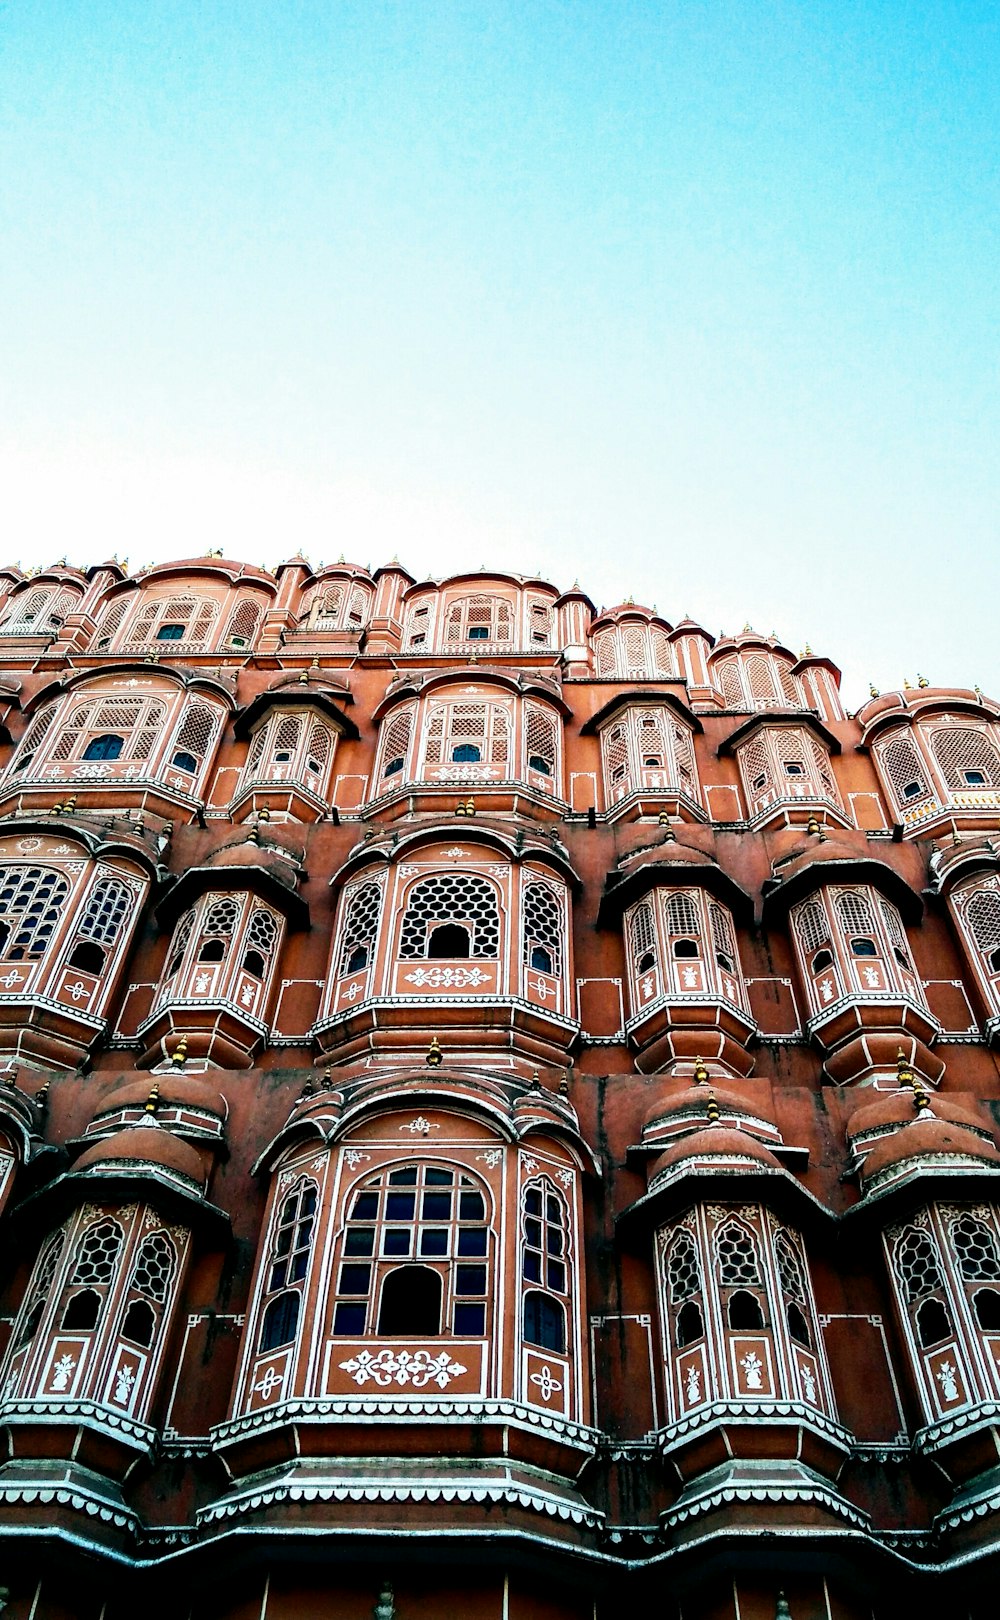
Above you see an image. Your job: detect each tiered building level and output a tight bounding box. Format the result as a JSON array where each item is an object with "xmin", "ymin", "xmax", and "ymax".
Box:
[{"xmin": 0, "ymin": 557, "xmax": 998, "ymax": 1617}]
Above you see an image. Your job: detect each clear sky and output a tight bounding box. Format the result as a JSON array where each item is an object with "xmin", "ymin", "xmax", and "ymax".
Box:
[{"xmin": 1, "ymin": 2, "xmax": 997, "ymax": 705}]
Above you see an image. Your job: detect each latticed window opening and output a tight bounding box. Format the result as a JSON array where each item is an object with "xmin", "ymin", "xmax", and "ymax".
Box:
[
  {"xmin": 306, "ymin": 722, "xmax": 331, "ymax": 775},
  {"xmin": 259, "ymin": 1178, "xmax": 318, "ymax": 1352},
  {"xmin": 951, "ymin": 1214, "xmax": 1000, "ymax": 1281},
  {"xmin": 423, "ymin": 703, "xmax": 510, "ymax": 770},
  {"xmin": 778, "ymin": 664, "xmax": 802, "ymax": 705},
  {"xmin": 739, "ymin": 737, "xmax": 773, "ymax": 804},
  {"xmin": 398, "ymin": 874, "xmax": 500, "ymax": 959},
  {"xmin": 72, "ymin": 877, "xmax": 132, "ymax": 954},
  {"xmin": 0, "ymin": 866, "xmax": 70, "ymax": 960},
  {"xmin": 879, "ymin": 733, "xmax": 931, "ymax": 807},
  {"xmin": 963, "ymin": 886, "xmax": 1000, "ymax": 974},
  {"xmin": 836, "ymin": 890, "xmax": 876, "ymax": 945},
  {"xmin": 523, "ymin": 1179, "xmax": 568, "ymax": 1353},
  {"xmin": 332, "ymin": 1162, "xmax": 490, "ymax": 1338},
  {"xmin": 404, "ymin": 604, "xmax": 431, "ymax": 649},
  {"xmin": 665, "ymin": 891, "xmax": 701, "ymax": 941},
  {"xmin": 593, "ymin": 631, "xmax": 617, "ymax": 677},
  {"xmin": 795, "ymin": 899, "xmax": 831, "ymax": 954},
  {"xmin": 70, "ymin": 1218, "xmax": 123, "ymax": 1286},
  {"xmin": 11, "ymin": 704, "xmax": 57, "ymax": 772},
  {"xmin": 651, "ymin": 628, "xmax": 675, "ymax": 676},
  {"xmin": 629, "ymin": 902, "xmax": 657, "ymax": 973},
  {"xmin": 243, "ymin": 908, "xmax": 278, "ymax": 977},
  {"xmin": 673, "ymin": 725, "xmax": 697, "ymax": 793},
  {"xmin": 92, "ymin": 596, "xmax": 132, "ymax": 649},
  {"xmin": 130, "ymin": 1232, "xmax": 177, "ymax": 1301},
  {"xmin": 636, "ymin": 710, "xmax": 670, "ymax": 768},
  {"xmin": 747, "ymin": 656, "xmax": 780, "ymax": 709},
  {"xmin": 710, "ymin": 902, "xmax": 738, "ymax": 973},
  {"xmin": 879, "ymin": 899, "xmax": 912, "ymax": 968},
  {"xmin": 121, "ymin": 595, "xmax": 220, "ymax": 650},
  {"xmin": 0, "ymin": 586, "xmax": 80, "ymax": 636},
  {"xmin": 930, "ymin": 726, "xmax": 1000, "ymax": 791},
  {"xmin": 378, "ymin": 706, "xmax": 415, "ymax": 783},
  {"xmin": 603, "ymin": 723, "xmax": 630, "ymax": 787},
  {"xmin": 716, "ymin": 1221, "xmax": 762, "ymax": 1286},
  {"xmin": 165, "ymin": 908, "xmax": 196, "ymax": 979},
  {"xmin": 15, "ymin": 1230, "xmax": 65, "ymax": 1347},
  {"xmin": 716, "ymin": 659, "xmax": 747, "ymax": 710},
  {"xmin": 443, "ymin": 594, "xmax": 515, "ymax": 646},
  {"xmin": 525, "ymin": 704, "xmax": 558, "ymax": 778},
  {"xmin": 527, "ymin": 599, "xmax": 552, "ymax": 645},
  {"xmin": 50, "ymin": 696, "xmax": 166, "ymax": 765},
  {"xmin": 339, "ymin": 882, "xmax": 382, "ymax": 975},
  {"xmin": 198, "ymin": 897, "xmax": 241, "ymax": 963},
  {"xmin": 522, "ymin": 881, "xmax": 564, "ymax": 975},
  {"xmin": 894, "ymin": 1227, "xmax": 944, "ymax": 1302},
  {"xmin": 223, "ymin": 599, "xmax": 262, "ymax": 649},
  {"xmin": 667, "ymin": 1229, "xmax": 700, "ymax": 1303},
  {"xmin": 170, "ymin": 702, "xmax": 218, "ymax": 771},
  {"xmin": 775, "ymin": 1231, "xmax": 807, "ymax": 1302}
]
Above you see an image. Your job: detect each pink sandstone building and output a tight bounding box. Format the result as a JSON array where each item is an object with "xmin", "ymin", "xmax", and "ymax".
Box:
[{"xmin": 0, "ymin": 556, "xmax": 995, "ymax": 1617}]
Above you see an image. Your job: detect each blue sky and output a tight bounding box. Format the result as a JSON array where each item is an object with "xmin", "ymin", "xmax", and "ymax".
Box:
[{"xmin": 1, "ymin": 2, "xmax": 997, "ymax": 703}]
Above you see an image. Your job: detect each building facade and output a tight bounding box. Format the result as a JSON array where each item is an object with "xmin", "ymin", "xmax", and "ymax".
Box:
[{"xmin": 0, "ymin": 557, "xmax": 997, "ymax": 1617}]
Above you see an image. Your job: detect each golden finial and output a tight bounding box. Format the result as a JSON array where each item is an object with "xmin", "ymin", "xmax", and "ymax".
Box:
[
  {"xmin": 912, "ymin": 1075, "xmax": 931, "ymax": 1113},
  {"xmin": 903, "ymin": 676, "xmax": 912, "ymax": 690},
  {"xmin": 558, "ymin": 1073, "xmax": 569, "ymax": 1096},
  {"xmin": 918, "ymin": 674, "xmax": 929, "ymax": 688},
  {"xmin": 706, "ymin": 1090, "xmax": 721, "ymax": 1124},
  {"xmin": 693, "ymin": 1058, "xmax": 709, "ymax": 1086},
  {"xmin": 171, "ymin": 1037, "xmax": 188, "ymax": 1069},
  {"xmin": 258, "ymin": 806, "xmax": 270, "ymax": 824},
  {"xmin": 464, "ymin": 798, "xmax": 476, "ymax": 816},
  {"xmin": 869, "ymin": 684, "xmax": 879, "ymax": 699},
  {"xmin": 896, "ymin": 1048, "xmax": 915, "ymax": 1088},
  {"xmin": 64, "ymin": 796, "xmax": 76, "ymax": 814},
  {"xmin": 807, "ymin": 815, "xmax": 820, "ymax": 836},
  {"xmin": 35, "ymin": 1080, "xmax": 50, "ymax": 1111},
  {"xmin": 426, "ymin": 1036, "xmax": 442, "ymax": 1067},
  {"xmin": 144, "ymin": 1082, "xmax": 160, "ymax": 1115},
  {"xmin": 248, "ymin": 823, "xmax": 260, "ymax": 844},
  {"xmin": 321, "ymin": 1067, "xmax": 333, "ymax": 1090},
  {"xmin": 454, "ymin": 800, "xmax": 466, "ymax": 817},
  {"xmin": 953, "ymin": 827, "xmax": 962, "ymax": 846},
  {"xmin": 657, "ymin": 808, "xmax": 671, "ymax": 826},
  {"xmin": 469, "ymin": 651, "xmax": 477, "ymax": 664},
  {"xmin": 299, "ymin": 667, "xmax": 309, "ymax": 683},
  {"xmin": 804, "ymin": 642, "xmax": 813, "ymax": 657},
  {"xmin": 530, "ymin": 1069, "xmax": 541, "ymax": 1090}
]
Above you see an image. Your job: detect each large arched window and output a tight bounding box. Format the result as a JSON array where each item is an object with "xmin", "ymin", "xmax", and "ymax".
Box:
[
  {"xmin": 522, "ymin": 881, "xmax": 564, "ymax": 977},
  {"xmin": 0, "ymin": 866, "xmax": 70, "ymax": 961},
  {"xmin": 338, "ymin": 881, "xmax": 382, "ymax": 977},
  {"xmin": 0, "ymin": 585, "xmax": 81, "ymax": 637},
  {"xmin": 120, "ymin": 595, "xmax": 220, "ymax": 653},
  {"xmin": 929, "ymin": 726, "xmax": 1000, "ymax": 792},
  {"xmin": 257, "ymin": 1178, "xmax": 317, "ymax": 1354},
  {"xmin": 893, "ymin": 1225, "xmax": 952, "ymax": 1349},
  {"xmin": 331, "ymin": 1163, "xmax": 491, "ymax": 1338},
  {"xmin": 375, "ymin": 705, "xmax": 415, "ymax": 787},
  {"xmin": 398, "ymin": 873, "xmax": 501, "ymax": 960},
  {"xmin": 65, "ymin": 877, "xmax": 133, "ymax": 976},
  {"xmin": 422, "ymin": 702, "xmax": 511, "ymax": 774},
  {"xmin": 240, "ymin": 711, "xmax": 335, "ymax": 795},
  {"xmin": 520, "ymin": 1178, "xmax": 570, "ymax": 1354},
  {"xmin": 443, "ymin": 595, "xmax": 514, "ymax": 648}
]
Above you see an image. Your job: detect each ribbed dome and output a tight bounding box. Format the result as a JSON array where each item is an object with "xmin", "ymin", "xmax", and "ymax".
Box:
[
  {"xmin": 650, "ymin": 1126, "xmax": 783, "ymax": 1177},
  {"xmin": 848, "ymin": 1089, "xmax": 988, "ymax": 1143},
  {"xmin": 860, "ymin": 1117, "xmax": 1000, "ymax": 1185},
  {"xmin": 94, "ymin": 1075, "xmax": 227, "ymax": 1122},
  {"xmin": 643, "ymin": 1083, "xmax": 775, "ymax": 1137},
  {"xmin": 74, "ymin": 1124, "xmax": 206, "ymax": 1187}
]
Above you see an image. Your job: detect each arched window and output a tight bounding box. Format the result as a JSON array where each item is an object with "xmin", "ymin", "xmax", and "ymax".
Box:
[
  {"xmin": 59, "ymin": 1217, "xmax": 123, "ymax": 1333},
  {"xmin": 377, "ymin": 706, "xmax": 414, "ymax": 785},
  {"xmin": 197, "ymin": 897, "xmax": 240, "ymax": 961},
  {"xmin": 836, "ymin": 891, "xmax": 877, "ymax": 954},
  {"xmin": 223, "ymin": 598, "xmax": 263, "ymax": 650},
  {"xmin": 398, "ymin": 874, "xmax": 501, "ymax": 960},
  {"xmin": 65, "ymin": 877, "xmax": 133, "ymax": 976},
  {"xmin": 894, "ymin": 1225, "xmax": 952, "ymax": 1347},
  {"xmin": 9, "ymin": 703, "xmax": 57, "ymax": 774},
  {"xmin": 776, "ymin": 1230, "xmax": 812, "ymax": 1348},
  {"xmin": 667, "ymin": 1229, "xmax": 703, "ymax": 1348},
  {"xmin": 242, "ymin": 908, "xmax": 277, "ymax": 977},
  {"xmin": 879, "ymin": 733, "xmax": 932, "ymax": 809},
  {"xmin": 629, "ymin": 901, "xmax": 657, "ymax": 978},
  {"xmin": 965, "ymin": 887, "xmax": 1000, "ymax": 976},
  {"xmin": 525, "ymin": 704, "xmax": 559, "ymax": 779},
  {"xmin": 338, "ymin": 882, "xmax": 382, "ymax": 977},
  {"xmin": 422, "ymin": 703, "xmax": 511, "ymax": 774},
  {"xmin": 666, "ymin": 892, "xmax": 700, "ymax": 946},
  {"xmin": 521, "ymin": 1180, "xmax": 569, "ymax": 1353},
  {"xmin": 257, "ymin": 1179, "xmax": 317, "ymax": 1353},
  {"xmin": 50, "ymin": 696, "xmax": 167, "ymax": 768},
  {"xmin": 14, "ymin": 1231, "xmax": 65, "ymax": 1349},
  {"xmin": 716, "ymin": 1219, "xmax": 765, "ymax": 1325},
  {"xmin": 332, "ymin": 1162, "xmax": 491, "ymax": 1338},
  {"xmin": 167, "ymin": 702, "xmax": 219, "ymax": 777},
  {"xmin": 522, "ymin": 882, "xmax": 564, "ymax": 978},
  {"xmin": 0, "ymin": 866, "xmax": 70, "ymax": 961},
  {"xmin": 121, "ymin": 596, "xmax": 219, "ymax": 653},
  {"xmin": 443, "ymin": 596, "xmax": 514, "ymax": 648},
  {"xmin": 0, "ymin": 585, "xmax": 81, "ymax": 637}
]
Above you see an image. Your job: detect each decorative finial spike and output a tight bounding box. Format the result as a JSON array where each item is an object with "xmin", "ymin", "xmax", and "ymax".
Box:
[
  {"xmin": 426, "ymin": 1036, "xmax": 442, "ymax": 1067},
  {"xmin": 693, "ymin": 1058, "xmax": 709, "ymax": 1086},
  {"xmin": 144, "ymin": 1082, "xmax": 160, "ymax": 1115},
  {"xmin": 869, "ymin": 683, "xmax": 880, "ymax": 698},
  {"xmin": 918, "ymin": 674, "xmax": 930, "ymax": 688}
]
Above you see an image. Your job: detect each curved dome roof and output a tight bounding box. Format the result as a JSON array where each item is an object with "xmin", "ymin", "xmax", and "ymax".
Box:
[
  {"xmin": 763, "ymin": 833, "xmax": 922, "ymax": 922},
  {"xmin": 74, "ymin": 1124, "xmax": 206, "ymax": 1187},
  {"xmin": 650, "ymin": 1126, "xmax": 783, "ymax": 1177},
  {"xmin": 643, "ymin": 1083, "xmax": 778, "ymax": 1141},
  {"xmin": 860, "ymin": 1116, "xmax": 1000, "ymax": 1187},
  {"xmin": 848, "ymin": 1089, "xmax": 988, "ymax": 1144},
  {"xmin": 93, "ymin": 1075, "xmax": 227, "ymax": 1123}
]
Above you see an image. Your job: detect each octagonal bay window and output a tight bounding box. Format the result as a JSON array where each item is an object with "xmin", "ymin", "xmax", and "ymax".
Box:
[
  {"xmin": 862, "ymin": 693, "xmax": 1000, "ymax": 836},
  {"xmin": 314, "ymin": 832, "xmax": 578, "ymax": 1066},
  {"xmin": 582, "ymin": 695, "xmax": 703, "ymax": 821},
  {"xmin": 723, "ymin": 717, "xmax": 846, "ymax": 829},
  {"xmin": 229, "ymin": 678, "xmax": 358, "ymax": 823}
]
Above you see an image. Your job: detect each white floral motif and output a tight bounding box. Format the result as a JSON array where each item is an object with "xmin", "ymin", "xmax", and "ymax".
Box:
[
  {"xmin": 194, "ymin": 973, "xmax": 211, "ymax": 994},
  {"xmin": 685, "ymin": 1365, "xmax": 701, "ymax": 1403},
  {"xmin": 640, "ymin": 974, "xmax": 656, "ymax": 999},
  {"xmin": 338, "ymin": 1348, "xmax": 467, "ymax": 1389},
  {"xmin": 252, "ymin": 1366, "xmax": 285, "ymax": 1402},
  {"xmin": 64, "ymin": 981, "xmax": 90, "ymax": 1002},
  {"xmin": 50, "ymin": 1354, "xmax": 77, "ymax": 1392},
  {"xmin": 555, "ymin": 1168, "xmax": 574, "ymax": 1189},
  {"xmin": 936, "ymin": 1360, "xmax": 960, "ymax": 1402},
  {"xmin": 529, "ymin": 1365, "xmax": 562, "ymax": 1400},
  {"xmin": 521, "ymin": 1157, "xmax": 538, "ymax": 1175},
  {"xmin": 16, "ymin": 839, "xmax": 42, "ymax": 853},
  {"xmin": 739, "ymin": 1350, "xmax": 764, "ymax": 1390},
  {"xmin": 798, "ymin": 1360, "xmax": 817, "ymax": 1404},
  {"xmin": 344, "ymin": 1150, "xmax": 371, "ymax": 1170},
  {"xmin": 112, "ymin": 1364, "xmax": 136, "ymax": 1406},
  {"xmin": 528, "ymin": 977, "xmax": 554, "ymax": 1001},
  {"xmin": 403, "ymin": 966, "xmax": 490, "ymax": 988},
  {"xmin": 0, "ymin": 971, "xmax": 24, "ymax": 989},
  {"xmin": 400, "ymin": 1116, "xmax": 439, "ymax": 1135},
  {"xmin": 476, "ymin": 1150, "xmax": 503, "ymax": 1169},
  {"xmin": 443, "ymin": 848, "xmax": 467, "ymax": 859}
]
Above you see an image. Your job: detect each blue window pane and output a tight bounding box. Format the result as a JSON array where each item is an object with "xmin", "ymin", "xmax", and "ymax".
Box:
[
  {"xmin": 339, "ymin": 1264, "xmax": 371, "ymax": 1294},
  {"xmin": 419, "ymin": 1229, "xmax": 449, "ymax": 1256},
  {"xmin": 333, "ymin": 1302, "xmax": 367, "ymax": 1334},
  {"xmin": 383, "ymin": 1229, "xmax": 411, "ymax": 1256},
  {"xmin": 455, "ymin": 1265, "xmax": 486, "ymax": 1296},
  {"xmin": 386, "ymin": 1193, "xmax": 416, "ymax": 1220},
  {"xmin": 156, "ymin": 623, "xmax": 184, "ymax": 641},
  {"xmin": 459, "ymin": 1192, "xmax": 485, "ymax": 1220},
  {"xmin": 352, "ymin": 1192, "xmax": 379, "ymax": 1219},
  {"xmin": 345, "ymin": 1227, "xmax": 375, "ymax": 1256},
  {"xmin": 457, "ymin": 1228, "xmax": 487, "ymax": 1256},
  {"xmin": 454, "ymin": 1302, "xmax": 485, "ymax": 1334},
  {"xmin": 422, "ymin": 1192, "xmax": 451, "ymax": 1220}
]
